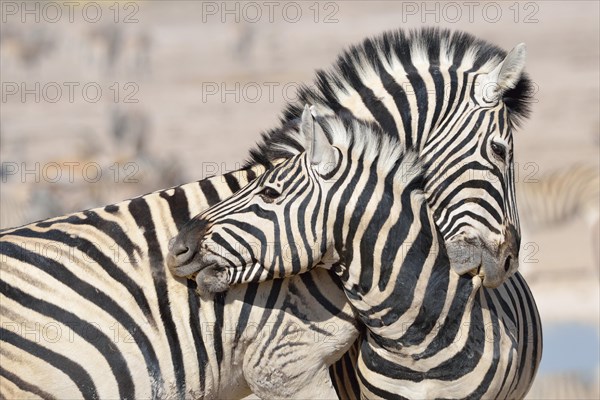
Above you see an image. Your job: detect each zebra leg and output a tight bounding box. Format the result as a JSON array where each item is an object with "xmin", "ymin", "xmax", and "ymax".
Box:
[{"xmin": 329, "ymin": 340, "xmax": 361, "ymax": 400}]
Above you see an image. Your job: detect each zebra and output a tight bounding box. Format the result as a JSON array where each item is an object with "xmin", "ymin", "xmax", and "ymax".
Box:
[
  {"xmin": 516, "ymin": 164, "xmax": 599, "ymax": 274},
  {"xmin": 169, "ymin": 108, "xmax": 542, "ymax": 398},
  {"xmin": 240, "ymin": 27, "xmax": 532, "ymax": 288},
  {"xmin": 517, "ymin": 164, "xmax": 599, "ymax": 231},
  {"xmin": 0, "ymin": 165, "xmax": 364, "ymax": 399}
]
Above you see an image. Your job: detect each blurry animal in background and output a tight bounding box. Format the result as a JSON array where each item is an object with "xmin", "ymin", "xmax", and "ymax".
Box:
[
  {"xmin": 517, "ymin": 164, "xmax": 600, "ymax": 276},
  {"xmin": 0, "ymin": 107, "xmax": 185, "ymax": 230},
  {"xmin": 111, "ymin": 106, "xmax": 150, "ymax": 156},
  {"xmin": 86, "ymin": 25, "xmax": 124, "ymax": 75},
  {"xmin": 233, "ymin": 22, "xmax": 256, "ymax": 62},
  {"xmin": 0, "ymin": 26, "xmax": 55, "ymax": 69},
  {"xmin": 85, "ymin": 25, "xmax": 152, "ymax": 77}
]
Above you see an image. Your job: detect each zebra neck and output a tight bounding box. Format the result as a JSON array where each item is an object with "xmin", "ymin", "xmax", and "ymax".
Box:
[
  {"xmin": 329, "ymin": 176, "xmax": 458, "ymax": 341},
  {"xmin": 308, "ymin": 63, "xmax": 478, "ymax": 154}
]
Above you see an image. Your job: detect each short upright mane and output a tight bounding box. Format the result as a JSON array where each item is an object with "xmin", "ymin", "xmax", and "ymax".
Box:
[
  {"xmin": 247, "ymin": 27, "xmax": 533, "ymax": 167},
  {"xmin": 256, "ymin": 113, "xmax": 423, "ymax": 186}
]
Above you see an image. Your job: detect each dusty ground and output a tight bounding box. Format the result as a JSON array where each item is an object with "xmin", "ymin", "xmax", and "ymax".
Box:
[{"xmin": 1, "ymin": 1, "xmax": 598, "ymax": 398}]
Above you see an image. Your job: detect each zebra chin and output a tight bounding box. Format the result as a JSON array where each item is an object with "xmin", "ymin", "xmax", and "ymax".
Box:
[{"xmin": 193, "ymin": 262, "xmax": 231, "ymax": 295}]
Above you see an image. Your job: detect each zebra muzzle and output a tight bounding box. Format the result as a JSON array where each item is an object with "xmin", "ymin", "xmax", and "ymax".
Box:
[
  {"xmin": 445, "ymin": 234, "xmax": 512, "ymax": 289},
  {"xmin": 166, "ymin": 219, "xmax": 211, "ymax": 277}
]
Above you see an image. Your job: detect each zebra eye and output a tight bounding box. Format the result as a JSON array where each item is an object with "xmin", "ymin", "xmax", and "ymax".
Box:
[
  {"xmin": 258, "ymin": 187, "xmax": 280, "ymax": 202},
  {"xmin": 491, "ymin": 142, "xmax": 507, "ymax": 162}
]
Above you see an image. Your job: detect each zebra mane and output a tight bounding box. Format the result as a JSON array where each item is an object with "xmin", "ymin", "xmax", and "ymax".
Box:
[
  {"xmin": 254, "ymin": 113, "xmax": 424, "ymax": 188},
  {"xmin": 247, "ymin": 27, "xmax": 533, "ymax": 167}
]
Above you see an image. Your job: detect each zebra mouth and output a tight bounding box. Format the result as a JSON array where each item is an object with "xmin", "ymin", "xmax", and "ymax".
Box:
[
  {"xmin": 468, "ymin": 265, "xmax": 482, "ymax": 277},
  {"xmin": 194, "ymin": 262, "xmax": 231, "ymax": 295}
]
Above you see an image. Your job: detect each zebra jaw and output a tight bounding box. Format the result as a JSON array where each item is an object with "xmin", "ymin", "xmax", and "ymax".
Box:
[{"xmin": 445, "ymin": 237, "xmax": 506, "ymax": 289}]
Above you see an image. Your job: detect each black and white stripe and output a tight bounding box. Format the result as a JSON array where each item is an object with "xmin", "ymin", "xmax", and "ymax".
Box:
[{"xmin": 178, "ymin": 112, "xmax": 542, "ymax": 398}]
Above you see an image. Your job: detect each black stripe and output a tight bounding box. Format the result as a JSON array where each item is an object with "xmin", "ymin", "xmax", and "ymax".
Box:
[
  {"xmin": 515, "ymin": 272, "xmax": 541, "ymax": 385},
  {"xmin": 35, "ymin": 210, "xmax": 141, "ymax": 266},
  {"xmin": 224, "ymin": 173, "xmax": 242, "ymax": 194},
  {"xmin": 398, "ymin": 232, "xmax": 449, "ymax": 347},
  {"xmin": 377, "ymin": 176, "xmax": 422, "ymax": 291},
  {"xmin": 0, "ymin": 368, "xmax": 57, "ymax": 400},
  {"xmin": 338, "ymin": 48, "xmax": 399, "ymax": 139},
  {"xmin": 234, "ymin": 282, "xmax": 260, "ymax": 344},
  {"xmin": 325, "ymin": 147, "xmax": 356, "ymax": 281},
  {"xmin": 1, "ymin": 328, "xmax": 98, "ymax": 399},
  {"xmin": 358, "ymin": 338, "xmax": 408, "ymax": 398},
  {"xmin": 281, "ymin": 169, "xmax": 312, "ymax": 275},
  {"xmin": 367, "ymin": 37, "xmax": 413, "ymax": 148},
  {"xmin": 128, "ymin": 197, "xmax": 186, "ymax": 399},
  {"xmin": 301, "ymin": 270, "xmax": 355, "ymax": 324},
  {"xmin": 295, "ymin": 178, "xmax": 317, "ymax": 269},
  {"xmin": 359, "ymin": 161, "xmax": 400, "ymax": 292},
  {"xmin": 426, "ymin": 293, "xmax": 485, "ymax": 379},
  {"xmin": 333, "ymin": 153, "xmax": 365, "ymax": 264},
  {"xmin": 413, "ymin": 275, "xmax": 473, "ymax": 360},
  {"xmin": 251, "ymin": 279, "xmax": 284, "ymax": 369},
  {"xmin": 425, "ymin": 32, "xmax": 445, "ymax": 145},
  {"xmin": 372, "ymin": 198, "xmax": 432, "ymax": 327},
  {"xmin": 467, "ymin": 291, "xmax": 502, "ymax": 399},
  {"xmin": 212, "ymin": 293, "xmax": 226, "ymax": 369},
  {"xmin": 344, "ymin": 156, "xmax": 378, "ymax": 294},
  {"xmin": 185, "ymin": 279, "xmax": 208, "ymax": 394},
  {"xmin": 199, "ymin": 180, "xmax": 221, "ymax": 206},
  {"xmin": 159, "ymin": 186, "xmax": 190, "ymax": 229},
  {"xmin": 391, "ymin": 34, "xmax": 428, "ymax": 148}
]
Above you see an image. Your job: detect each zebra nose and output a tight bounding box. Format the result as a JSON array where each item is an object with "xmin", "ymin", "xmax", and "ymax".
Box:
[
  {"xmin": 167, "ymin": 219, "xmax": 210, "ymax": 275},
  {"xmin": 168, "ymin": 237, "xmax": 194, "ymax": 265}
]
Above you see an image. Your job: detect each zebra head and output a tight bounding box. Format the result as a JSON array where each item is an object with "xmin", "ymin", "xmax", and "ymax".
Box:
[
  {"xmin": 421, "ymin": 43, "xmax": 528, "ymax": 288},
  {"xmin": 168, "ymin": 108, "xmax": 423, "ymax": 294}
]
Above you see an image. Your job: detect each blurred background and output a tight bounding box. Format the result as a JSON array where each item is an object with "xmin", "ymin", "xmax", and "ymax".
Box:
[{"xmin": 1, "ymin": 1, "xmax": 598, "ymax": 398}]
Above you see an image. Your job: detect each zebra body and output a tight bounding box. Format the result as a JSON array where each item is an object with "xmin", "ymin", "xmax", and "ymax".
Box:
[
  {"xmin": 0, "ymin": 166, "xmax": 361, "ymax": 399},
  {"xmin": 172, "ymin": 111, "xmax": 542, "ymax": 398}
]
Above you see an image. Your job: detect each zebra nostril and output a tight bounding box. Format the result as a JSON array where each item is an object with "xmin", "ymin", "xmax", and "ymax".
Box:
[
  {"xmin": 504, "ymin": 256, "xmax": 512, "ymax": 272},
  {"xmin": 169, "ymin": 238, "xmax": 194, "ymax": 265},
  {"xmin": 175, "ymin": 245, "xmax": 190, "ymax": 258}
]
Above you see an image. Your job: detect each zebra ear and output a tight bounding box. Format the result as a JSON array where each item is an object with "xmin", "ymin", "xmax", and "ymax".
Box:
[
  {"xmin": 479, "ymin": 43, "xmax": 527, "ymax": 102},
  {"xmin": 300, "ymin": 105, "xmax": 337, "ymax": 169}
]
